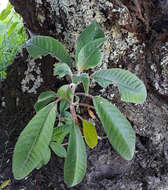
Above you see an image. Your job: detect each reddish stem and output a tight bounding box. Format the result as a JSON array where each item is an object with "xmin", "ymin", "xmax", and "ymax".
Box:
[
  {"xmin": 77, "ymin": 103, "xmax": 95, "ymax": 110},
  {"xmin": 75, "ymin": 92, "xmax": 93, "ymax": 99},
  {"xmin": 77, "ymin": 114, "xmax": 84, "ymax": 121},
  {"xmin": 70, "ymin": 83, "xmax": 79, "ymax": 125}
]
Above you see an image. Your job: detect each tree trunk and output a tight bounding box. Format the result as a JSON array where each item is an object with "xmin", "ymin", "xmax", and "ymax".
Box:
[{"xmin": 1, "ymin": 0, "xmax": 168, "ymax": 189}]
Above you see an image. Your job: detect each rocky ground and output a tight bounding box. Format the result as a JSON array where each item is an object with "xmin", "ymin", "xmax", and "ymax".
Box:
[{"xmin": 0, "ymin": 0, "xmax": 168, "ymax": 189}]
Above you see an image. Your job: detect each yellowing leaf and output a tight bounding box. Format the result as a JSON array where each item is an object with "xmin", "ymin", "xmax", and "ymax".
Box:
[
  {"xmin": 0, "ymin": 179, "xmax": 10, "ymax": 189},
  {"xmin": 83, "ymin": 120, "xmax": 98, "ymax": 149},
  {"xmin": 37, "ymin": 13, "xmax": 41, "ymax": 20}
]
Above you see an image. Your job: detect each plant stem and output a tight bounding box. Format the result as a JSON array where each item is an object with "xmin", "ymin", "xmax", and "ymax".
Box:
[
  {"xmin": 70, "ymin": 83, "xmax": 78, "ymax": 125},
  {"xmin": 69, "ymin": 74, "xmax": 73, "ymax": 82},
  {"xmin": 77, "ymin": 114, "xmax": 84, "ymax": 121},
  {"xmin": 62, "ymin": 142, "xmax": 68, "ymax": 146},
  {"xmin": 54, "ymin": 98, "xmax": 61, "ymax": 104},
  {"xmin": 75, "ymin": 92, "xmax": 93, "ymax": 99},
  {"xmin": 77, "ymin": 103, "xmax": 95, "ymax": 110},
  {"xmin": 70, "ymin": 104, "xmax": 78, "ymax": 124},
  {"xmin": 62, "ymin": 136, "xmax": 108, "ymax": 147}
]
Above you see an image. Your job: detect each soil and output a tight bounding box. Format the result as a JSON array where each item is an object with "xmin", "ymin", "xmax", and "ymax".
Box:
[{"xmin": 0, "ymin": 0, "xmax": 168, "ymax": 189}]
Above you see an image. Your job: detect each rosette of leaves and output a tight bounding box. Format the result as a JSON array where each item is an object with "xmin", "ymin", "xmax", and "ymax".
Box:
[{"xmin": 13, "ymin": 21, "xmax": 147, "ymax": 187}]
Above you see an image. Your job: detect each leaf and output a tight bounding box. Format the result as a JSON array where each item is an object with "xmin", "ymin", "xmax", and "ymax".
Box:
[
  {"xmin": 62, "ymin": 111, "xmax": 73, "ymax": 125},
  {"xmin": 73, "ymin": 73, "xmax": 90, "ymax": 94},
  {"xmin": 0, "ymin": 22, "xmax": 6, "ymax": 34},
  {"xmin": 37, "ymin": 13, "xmax": 41, "ymax": 20},
  {"xmin": 74, "ymin": 95, "xmax": 80, "ymax": 105},
  {"xmin": 0, "ymin": 179, "xmax": 10, "ymax": 189},
  {"xmin": 91, "ymin": 69, "xmax": 147, "ymax": 104},
  {"xmin": 36, "ymin": 161, "xmax": 43, "ymax": 170},
  {"xmin": 59, "ymin": 100, "xmax": 70, "ymax": 115},
  {"xmin": 41, "ymin": 147, "xmax": 51, "ymax": 165},
  {"xmin": 64, "ymin": 124, "xmax": 87, "ymax": 187},
  {"xmin": 53, "ymin": 63, "xmax": 72, "ymax": 78},
  {"xmin": 93, "ymin": 96, "xmax": 135, "ymax": 160},
  {"xmin": 34, "ymin": 91, "xmax": 57, "ymax": 112},
  {"xmin": 83, "ymin": 120, "xmax": 98, "ymax": 149},
  {"xmin": 7, "ymin": 22, "xmax": 18, "ymax": 36},
  {"xmin": 18, "ymin": 26, "xmax": 25, "ymax": 35},
  {"xmin": 75, "ymin": 21, "xmax": 105, "ymax": 62},
  {"xmin": 57, "ymin": 85, "xmax": 73, "ymax": 103},
  {"xmin": 76, "ymin": 38, "xmax": 106, "ymax": 71},
  {"xmin": 0, "ymin": 3, "xmax": 13, "ymax": 21},
  {"xmin": 50, "ymin": 142, "xmax": 67, "ymax": 158},
  {"xmin": 52, "ymin": 124, "xmax": 71, "ymax": 144},
  {"xmin": 12, "ymin": 102, "xmax": 57, "ymax": 179},
  {"xmin": 36, "ymin": 147, "xmax": 51, "ymax": 169},
  {"xmin": 26, "ymin": 35, "xmax": 72, "ymax": 64}
]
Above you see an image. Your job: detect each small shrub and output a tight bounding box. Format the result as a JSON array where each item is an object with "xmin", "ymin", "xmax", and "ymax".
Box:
[{"xmin": 12, "ymin": 21, "xmax": 147, "ymax": 187}]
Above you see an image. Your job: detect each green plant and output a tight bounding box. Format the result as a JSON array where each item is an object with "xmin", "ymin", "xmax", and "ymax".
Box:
[
  {"xmin": 0, "ymin": 2, "xmax": 26, "ymax": 80},
  {"xmin": 12, "ymin": 21, "xmax": 147, "ymax": 187}
]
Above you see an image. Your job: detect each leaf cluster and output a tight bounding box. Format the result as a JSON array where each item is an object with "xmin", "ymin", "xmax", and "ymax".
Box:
[
  {"xmin": 12, "ymin": 21, "xmax": 147, "ymax": 187},
  {"xmin": 0, "ymin": 2, "xmax": 26, "ymax": 80}
]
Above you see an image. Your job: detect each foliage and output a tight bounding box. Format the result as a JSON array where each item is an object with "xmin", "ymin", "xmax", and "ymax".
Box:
[
  {"xmin": 12, "ymin": 21, "xmax": 147, "ymax": 187},
  {"xmin": 0, "ymin": 2, "xmax": 26, "ymax": 80}
]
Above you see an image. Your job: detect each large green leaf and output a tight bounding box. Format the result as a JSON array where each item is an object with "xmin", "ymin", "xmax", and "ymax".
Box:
[
  {"xmin": 26, "ymin": 35, "xmax": 72, "ymax": 64},
  {"xmin": 34, "ymin": 91, "xmax": 57, "ymax": 112},
  {"xmin": 83, "ymin": 120, "xmax": 98, "ymax": 149},
  {"xmin": 91, "ymin": 69, "xmax": 147, "ymax": 104},
  {"xmin": 76, "ymin": 38, "xmax": 106, "ymax": 71},
  {"xmin": 57, "ymin": 85, "xmax": 73, "ymax": 103},
  {"xmin": 12, "ymin": 102, "xmax": 57, "ymax": 179},
  {"xmin": 75, "ymin": 21, "xmax": 105, "ymax": 62},
  {"xmin": 50, "ymin": 142, "xmax": 67, "ymax": 158},
  {"xmin": 53, "ymin": 63, "xmax": 72, "ymax": 78},
  {"xmin": 73, "ymin": 73, "xmax": 90, "ymax": 94},
  {"xmin": 64, "ymin": 124, "xmax": 87, "ymax": 187},
  {"xmin": 52, "ymin": 124, "xmax": 71, "ymax": 144},
  {"xmin": 93, "ymin": 96, "xmax": 135, "ymax": 160}
]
